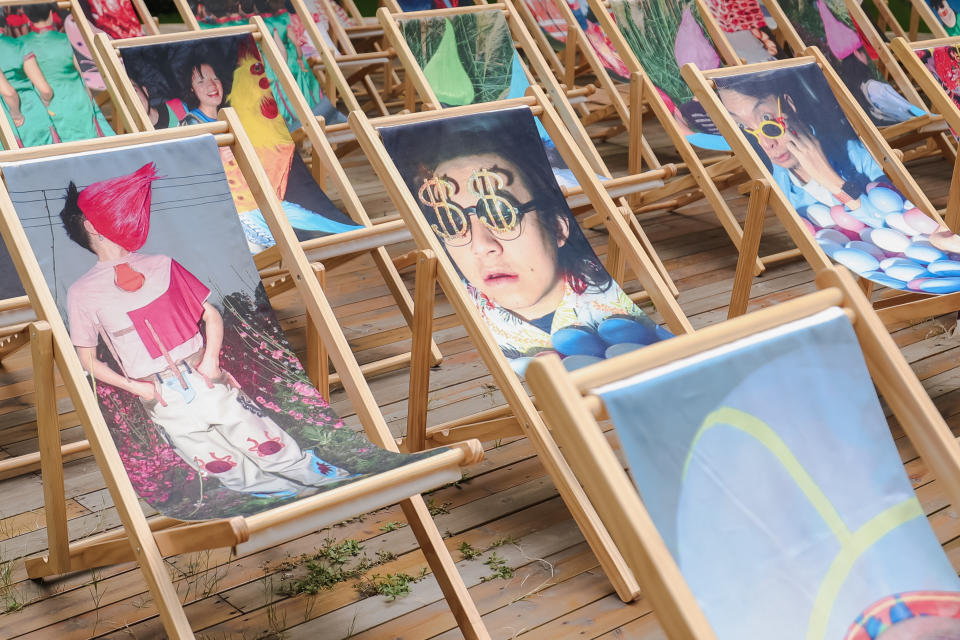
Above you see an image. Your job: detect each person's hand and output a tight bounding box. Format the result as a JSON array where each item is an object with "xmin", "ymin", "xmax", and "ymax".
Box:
[
  {"xmin": 11, "ymin": 113, "xmax": 24, "ymax": 126},
  {"xmin": 129, "ymin": 379, "xmax": 158, "ymax": 402},
  {"xmin": 784, "ymin": 133, "xmax": 845, "ymax": 195},
  {"xmin": 196, "ymin": 356, "xmax": 221, "ymax": 381}
]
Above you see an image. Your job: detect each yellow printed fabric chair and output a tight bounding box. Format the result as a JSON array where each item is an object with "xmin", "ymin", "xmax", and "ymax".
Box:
[
  {"xmin": 0, "ymin": 121, "xmax": 486, "ymax": 639},
  {"xmin": 527, "ymin": 266, "xmax": 960, "ymax": 640},
  {"xmin": 98, "ymin": 24, "xmax": 442, "ymax": 386}
]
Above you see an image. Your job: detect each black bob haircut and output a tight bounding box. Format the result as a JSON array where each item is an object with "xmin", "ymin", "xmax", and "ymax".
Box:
[
  {"xmin": 60, "ymin": 182, "xmax": 93, "ymax": 253},
  {"xmin": 383, "ymin": 108, "xmax": 612, "ymax": 295}
]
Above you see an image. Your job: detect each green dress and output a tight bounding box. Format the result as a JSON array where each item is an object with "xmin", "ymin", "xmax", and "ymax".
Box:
[
  {"xmin": 18, "ymin": 29, "xmax": 112, "ymax": 142},
  {"xmin": 0, "ymin": 35, "xmax": 52, "ymax": 147},
  {"xmin": 262, "ymin": 11, "xmax": 328, "ymax": 126}
]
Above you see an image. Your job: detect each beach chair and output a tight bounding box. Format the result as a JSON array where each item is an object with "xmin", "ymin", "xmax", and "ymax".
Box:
[
  {"xmin": 95, "ymin": 21, "xmax": 442, "ymax": 390},
  {"xmin": 683, "ymin": 50, "xmax": 960, "ymax": 324},
  {"xmin": 0, "ymin": 0, "xmax": 137, "ymax": 146},
  {"xmin": 703, "ymin": 0, "xmax": 792, "ymax": 63},
  {"xmin": 0, "ymin": 114, "xmax": 487, "ymax": 639},
  {"xmin": 891, "ymin": 35, "xmax": 960, "ymax": 228},
  {"xmin": 376, "ymin": 2, "xmax": 692, "ymax": 291},
  {"xmin": 584, "ymin": 0, "xmax": 798, "ymax": 276},
  {"xmin": 509, "ymin": 0, "xmax": 654, "ymax": 151},
  {"xmin": 889, "ymin": 0, "xmax": 958, "ymax": 40},
  {"xmin": 761, "ymin": 0, "xmax": 951, "ymax": 161},
  {"xmin": 172, "ymin": 0, "xmax": 398, "ymax": 118},
  {"xmin": 525, "ymin": 265, "xmax": 960, "ymax": 640},
  {"xmin": 351, "ymin": 94, "xmax": 692, "ymax": 601}
]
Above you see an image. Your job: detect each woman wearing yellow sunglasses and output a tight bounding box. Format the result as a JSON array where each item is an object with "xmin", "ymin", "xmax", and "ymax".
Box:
[{"xmin": 717, "ymin": 82, "xmax": 885, "ymax": 214}]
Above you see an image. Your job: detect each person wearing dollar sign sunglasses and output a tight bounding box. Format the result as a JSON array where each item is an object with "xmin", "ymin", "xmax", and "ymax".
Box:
[{"xmin": 414, "ymin": 143, "xmax": 668, "ymax": 375}]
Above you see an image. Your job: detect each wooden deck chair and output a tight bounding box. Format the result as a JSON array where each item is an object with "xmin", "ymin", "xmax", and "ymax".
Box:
[
  {"xmin": 0, "ymin": 0, "xmax": 138, "ymax": 143},
  {"xmin": 95, "ymin": 21, "xmax": 442, "ymax": 390},
  {"xmin": 585, "ymin": 0, "xmax": 799, "ymax": 276},
  {"xmin": 0, "ymin": 115, "xmax": 488, "ymax": 640},
  {"xmin": 683, "ymin": 51, "xmax": 960, "ymax": 325},
  {"xmin": 509, "ymin": 0, "xmax": 651, "ymax": 147},
  {"xmin": 760, "ymin": 0, "xmax": 953, "ymax": 162},
  {"xmin": 350, "ymin": 95, "xmax": 692, "ymax": 601},
  {"xmin": 525, "ymin": 265, "xmax": 960, "ymax": 640},
  {"xmin": 376, "ymin": 2, "xmax": 686, "ymax": 293},
  {"xmin": 172, "ymin": 0, "xmax": 398, "ymax": 118},
  {"xmin": 889, "ymin": 0, "xmax": 955, "ymax": 41},
  {"xmin": 702, "ymin": 0, "xmax": 793, "ymax": 63},
  {"xmin": 892, "ymin": 35, "xmax": 960, "ymax": 230}
]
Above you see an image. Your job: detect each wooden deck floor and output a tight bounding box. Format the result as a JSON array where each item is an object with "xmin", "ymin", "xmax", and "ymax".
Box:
[{"xmin": 2, "ymin": 121, "xmax": 960, "ymax": 639}]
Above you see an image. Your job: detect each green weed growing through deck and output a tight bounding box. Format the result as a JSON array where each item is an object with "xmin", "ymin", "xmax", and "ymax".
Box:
[
  {"xmin": 0, "ymin": 548, "xmax": 24, "ymax": 613},
  {"xmin": 379, "ymin": 521, "xmax": 406, "ymax": 532},
  {"xmin": 354, "ymin": 568, "xmax": 428, "ymax": 601},
  {"xmin": 280, "ymin": 538, "xmax": 371, "ymax": 596},
  {"xmin": 481, "ymin": 552, "xmax": 515, "ymax": 582},
  {"xmin": 458, "ymin": 541, "xmax": 483, "ymax": 560}
]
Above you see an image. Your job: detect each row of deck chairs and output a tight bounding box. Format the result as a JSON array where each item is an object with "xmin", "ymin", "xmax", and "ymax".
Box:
[{"xmin": 2, "ymin": 0, "xmax": 960, "ymax": 637}]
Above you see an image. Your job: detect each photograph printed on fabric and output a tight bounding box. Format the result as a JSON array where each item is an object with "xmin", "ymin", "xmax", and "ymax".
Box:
[
  {"xmin": 0, "ymin": 240, "xmax": 23, "ymax": 298},
  {"xmin": 916, "ymin": 44, "xmax": 960, "ymax": 120},
  {"xmin": 520, "ymin": 0, "xmax": 631, "ymax": 81},
  {"xmin": 704, "ymin": 0, "xmax": 790, "ymax": 63},
  {"xmin": 76, "ymin": 0, "xmax": 144, "ymax": 39},
  {"xmin": 183, "ymin": 0, "xmax": 345, "ymax": 129},
  {"xmin": 714, "ymin": 63, "xmax": 960, "ymax": 294},
  {"xmin": 2, "ymin": 135, "xmax": 438, "ymax": 519},
  {"xmin": 0, "ymin": 2, "xmax": 113, "ymax": 147},
  {"xmin": 925, "ymin": 0, "xmax": 960, "ymax": 35},
  {"xmin": 379, "ymin": 107, "xmax": 672, "ymax": 376},
  {"xmin": 117, "ymin": 32, "xmax": 360, "ymax": 253},
  {"xmin": 398, "ymin": 9, "xmax": 580, "ymax": 186},
  {"xmin": 608, "ymin": 0, "xmax": 730, "ymax": 151},
  {"xmin": 775, "ymin": 0, "xmax": 924, "ymax": 125},
  {"xmin": 598, "ymin": 308, "xmax": 960, "ymax": 639}
]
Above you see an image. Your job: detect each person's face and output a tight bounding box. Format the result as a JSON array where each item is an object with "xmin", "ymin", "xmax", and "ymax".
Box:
[
  {"xmin": 720, "ymin": 89, "xmax": 799, "ymax": 170},
  {"xmin": 190, "ymin": 64, "xmax": 223, "ymax": 114},
  {"xmin": 938, "ymin": 0, "xmax": 957, "ymax": 27},
  {"xmin": 427, "ymin": 154, "xmax": 569, "ymax": 321}
]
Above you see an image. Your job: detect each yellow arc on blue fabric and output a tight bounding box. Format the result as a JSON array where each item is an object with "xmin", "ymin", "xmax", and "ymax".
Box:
[{"xmin": 682, "ymin": 407, "xmax": 924, "ymax": 640}]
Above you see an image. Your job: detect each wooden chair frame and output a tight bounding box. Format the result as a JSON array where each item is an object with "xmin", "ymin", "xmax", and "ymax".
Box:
[
  {"xmin": 0, "ymin": 113, "xmax": 488, "ymax": 640},
  {"xmin": 683, "ymin": 49, "xmax": 960, "ymax": 325},
  {"xmin": 376, "ymin": 1, "xmax": 687, "ymax": 294},
  {"xmin": 892, "ymin": 35, "xmax": 960, "ymax": 232},
  {"xmin": 525, "ymin": 265, "xmax": 960, "ymax": 640},
  {"xmin": 97, "ymin": 18, "xmax": 444, "ymax": 391},
  {"xmin": 586, "ymin": 0, "xmax": 799, "ymax": 277},
  {"xmin": 350, "ymin": 90, "xmax": 694, "ymax": 602},
  {"xmin": 171, "ymin": 0, "xmax": 397, "ymax": 121},
  {"xmin": 763, "ymin": 0, "xmax": 953, "ymax": 161},
  {"xmin": 0, "ymin": 0, "xmax": 139, "ymax": 140}
]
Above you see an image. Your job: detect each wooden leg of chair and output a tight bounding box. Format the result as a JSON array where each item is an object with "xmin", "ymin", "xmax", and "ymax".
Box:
[
  {"xmin": 624, "ymin": 207, "xmax": 679, "ymax": 298},
  {"xmin": 400, "ymin": 495, "xmax": 489, "ymax": 639},
  {"xmin": 310, "ymin": 147, "xmax": 328, "ymax": 191},
  {"xmin": 728, "ymin": 180, "xmax": 769, "ymax": 319},
  {"xmin": 306, "ymin": 264, "xmax": 330, "ymax": 401},
  {"xmin": 362, "ymin": 75, "xmax": 389, "ymax": 116},
  {"xmin": 32, "ymin": 322, "xmax": 70, "ymax": 574},
  {"xmin": 909, "ymin": 6, "xmax": 919, "ymax": 40},
  {"xmin": 628, "ymin": 77, "xmax": 645, "ymax": 210},
  {"xmin": 606, "ymin": 230, "xmax": 627, "ymax": 285},
  {"xmin": 946, "ymin": 151, "xmax": 960, "ymax": 232},
  {"xmin": 371, "ymin": 246, "xmax": 443, "ymax": 366},
  {"xmin": 406, "ymin": 251, "xmax": 437, "ymax": 453}
]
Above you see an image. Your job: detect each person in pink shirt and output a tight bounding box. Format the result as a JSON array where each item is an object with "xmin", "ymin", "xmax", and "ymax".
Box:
[{"xmin": 62, "ymin": 162, "xmax": 347, "ymax": 498}]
